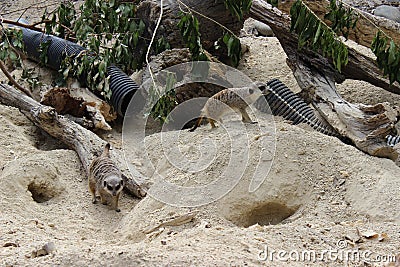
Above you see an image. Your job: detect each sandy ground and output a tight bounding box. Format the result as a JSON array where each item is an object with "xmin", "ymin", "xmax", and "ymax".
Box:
[{"xmin": 1, "ymin": 1, "xmax": 400, "ymax": 266}]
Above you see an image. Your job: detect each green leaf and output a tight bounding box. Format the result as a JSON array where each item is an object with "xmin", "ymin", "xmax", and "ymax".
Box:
[{"xmin": 388, "ymin": 40, "xmax": 397, "ymax": 65}]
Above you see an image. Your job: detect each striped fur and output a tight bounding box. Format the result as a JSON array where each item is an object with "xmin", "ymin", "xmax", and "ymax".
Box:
[
  {"xmin": 89, "ymin": 143, "xmax": 124, "ymax": 212},
  {"xmin": 189, "ymin": 83, "xmax": 267, "ymax": 131},
  {"xmin": 255, "ymin": 78, "xmax": 340, "ymax": 137}
]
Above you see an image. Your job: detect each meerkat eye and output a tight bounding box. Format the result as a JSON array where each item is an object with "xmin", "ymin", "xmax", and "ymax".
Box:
[
  {"xmin": 115, "ymin": 184, "xmax": 120, "ymax": 191},
  {"xmin": 249, "ymin": 88, "xmax": 254, "ymax": 94},
  {"xmin": 259, "ymin": 85, "xmax": 266, "ymax": 91},
  {"xmin": 107, "ymin": 185, "xmax": 113, "ymax": 191}
]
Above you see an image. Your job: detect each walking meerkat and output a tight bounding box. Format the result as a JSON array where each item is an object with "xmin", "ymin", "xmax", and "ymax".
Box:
[
  {"xmin": 189, "ymin": 82, "xmax": 268, "ymax": 131},
  {"xmin": 89, "ymin": 143, "xmax": 124, "ymax": 212}
]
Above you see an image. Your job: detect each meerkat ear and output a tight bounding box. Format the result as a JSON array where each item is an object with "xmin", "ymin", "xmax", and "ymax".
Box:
[
  {"xmin": 120, "ymin": 179, "xmax": 124, "ymax": 187},
  {"xmin": 103, "ymin": 180, "xmax": 107, "ymax": 187},
  {"xmin": 258, "ymin": 85, "xmax": 266, "ymax": 91}
]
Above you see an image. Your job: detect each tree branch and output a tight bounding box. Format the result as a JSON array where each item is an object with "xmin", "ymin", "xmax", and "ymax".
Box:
[
  {"xmin": 0, "ymin": 83, "xmax": 147, "ymax": 198},
  {"xmin": 249, "ymin": 0, "xmax": 400, "ymax": 94},
  {"xmin": 0, "ymin": 59, "xmax": 33, "ymax": 97}
]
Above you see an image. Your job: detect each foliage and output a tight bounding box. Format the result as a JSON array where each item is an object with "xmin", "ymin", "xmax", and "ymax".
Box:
[
  {"xmin": 324, "ymin": 0, "xmax": 358, "ymax": 40},
  {"xmin": 146, "ymin": 71, "xmax": 178, "ymax": 124},
  {"xmin": 371, "ymin": 31, "xmax": 400, "ymax": 84},
  {"xmin": 222, "ymin": 32, "xmax": 241, "ymax": 67},
  {"xmin": 0, "ymin": 26, "xmax": 44, "ymax": 90},
  {"xmin": 44, "ymin": 1, "xmax": 76, "ymax": 39},
  {"xmin": 61, "ymin": 51, "xmax": 112, "ymax": 99},
  {"xmin": 0, "ymin": 27, "xmax": 24, "ymax": 68},
  {"xmin": 177, "ymin": 12, "xmax": 208, "ymax": 62},
  {"xmin": 290, "ymin": 0, "xmax": 351, "ymax": 72},
  {"xmin": 223, "ymin": 0, "xmax": 252, "ymax": 21},
  {"xmin": 43, "ymin": 0, "xmax": 147, "ymax": 99},
  {"xmin": 290, "ymin": 0, "xmax": 400, "ymax": 84}
]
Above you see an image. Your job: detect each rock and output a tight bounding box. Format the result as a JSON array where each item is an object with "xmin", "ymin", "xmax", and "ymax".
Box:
[
  {"xmin": 253, "ymin": 20, "xmax": 274, "ymax": 37},
  {"xmin": 242, "ymin": 18, "xmax": 274, "ymax": 37},
  {"xmin": 374, "ymin": 5, "xmax": 400, "ymax": 22},
  {"xmin": 31, "ymin": 242, "xmax": 56, "ymax": 258}
]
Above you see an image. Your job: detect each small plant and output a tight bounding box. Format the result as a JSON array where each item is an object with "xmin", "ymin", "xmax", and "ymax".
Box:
[
  {"xmin": 290, "ymin": 0, "xmax": 353, "ymax": 72},
  {"xmin": 0, "ymin": 27, "xmax": 24, "ymax": 68},
  {"xmin": 324, "ymin": 0, "xmax": 358, "ymax": 40},
  {"xmin": 178, "ymin": 12, "xmax": 208, "ymax": 62},
  {"xmin": 223, "ymin": 0, "xmax": 252, "ymax": 21},
  {"xmin": 222, "ymin": 32, "xmax": 241, "ymax": 67},
  {"xmin": 146, "ymin": 71, "xmax": 178, "ymax": 124},
  {"xmin": 371, "ymin": 31, "xmax": 400, "ymax": 84}
]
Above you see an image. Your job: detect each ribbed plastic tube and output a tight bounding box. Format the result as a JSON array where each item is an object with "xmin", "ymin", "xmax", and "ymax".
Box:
[{"xmin": 16, "ymin": 25, "xmax": 139, "ymax": 116}]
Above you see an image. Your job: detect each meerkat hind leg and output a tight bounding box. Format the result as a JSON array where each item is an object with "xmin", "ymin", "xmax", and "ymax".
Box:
[
  {"xmin": 208, "ymin": 118, "xmax": 217, "ymax": 129},
  {"xmin": 240, "ymin": 108, "xmax": 256, "ymax": 124}
]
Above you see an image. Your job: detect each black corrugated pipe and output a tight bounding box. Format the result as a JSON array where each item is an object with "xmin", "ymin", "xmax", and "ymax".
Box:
[{"xmin": 15, "ymin": 23, "xmax": 139, "ymax": 116}]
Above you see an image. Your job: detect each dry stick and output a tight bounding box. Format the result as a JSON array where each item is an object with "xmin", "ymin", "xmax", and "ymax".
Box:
[
  {"xmin": 0, "ymin": 60, "xmax": 33, "ymax": 98},
  {"xmin": 1, "ymin": 19, "xmax": 43, "ymax": 32},
  {"xmin": 143, "ymin": 211, "xmax": 198, "ymax": 234}
]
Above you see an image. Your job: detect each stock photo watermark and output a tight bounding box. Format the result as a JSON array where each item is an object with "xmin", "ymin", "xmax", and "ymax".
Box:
[
  {"xmin": 257, "ymin": 240, "xmax": 396, "ymax": 264},
  {"xmin": 122, "ymin": 61, "xmax": 276, "ymax": 207}
]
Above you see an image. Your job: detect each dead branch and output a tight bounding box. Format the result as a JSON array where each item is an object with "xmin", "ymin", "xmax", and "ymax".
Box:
[
  {"xmin": 250, "ymin": 0, "xmax": 399, "ymax": 161},
  {"xmin": 278, "ymin": 0, "xmax": 400, "ymax": 49},
  {"xmin": 250, "ymin": 0, "xmax": 400, "ymax": 95},
  {"xmin": 1, "ymin": 19, "xmax": 44, "ymax": 32},
  {"xmin": 0, "ymin": 59, "xmax": 33, "ymax": 97},
  {"xmin": 0, "ymin": 83, "xmax": 146, "ymax": 198}
]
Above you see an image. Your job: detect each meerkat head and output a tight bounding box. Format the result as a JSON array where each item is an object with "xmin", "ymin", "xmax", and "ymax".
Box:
[
  {"xmin": 244, "ymin": 82, "xmax": 270, "ymax": 103},
  {"xmin": 103, "ymin": 175, "xmax": 124, "ymax": 196},
  {"xmin": 251, "ymin": 81, "xmax": 270, "ymax": 96}
]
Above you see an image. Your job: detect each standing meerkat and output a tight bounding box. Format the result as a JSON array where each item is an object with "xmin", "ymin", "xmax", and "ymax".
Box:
[
  {"xmin": 189, "ymin": 82, "xmax": 268, "ymax": 131},
  {"xmin": 89, "ymin": 143, "xmax": 124, "ymax": 212}
]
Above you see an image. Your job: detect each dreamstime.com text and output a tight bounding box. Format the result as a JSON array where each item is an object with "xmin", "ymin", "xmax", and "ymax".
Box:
[{"xmin": 257, "ymin": 241, "xmax": 396, "ymax": 264}]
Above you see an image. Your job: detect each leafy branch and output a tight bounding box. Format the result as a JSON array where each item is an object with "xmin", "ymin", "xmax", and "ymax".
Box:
[
  {"xmin": 290, "ymin": 0, "xmax": 357, "ymax": 72},
  {"xmin": 371, "ymin": 31, "xmax": 400, "ymax": 84},
  {"xmin": 223, "ymin": 0, "xmax": 252, "ymax": 21}
]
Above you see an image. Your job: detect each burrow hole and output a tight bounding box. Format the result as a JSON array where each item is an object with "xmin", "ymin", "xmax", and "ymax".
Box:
[
  {"xmin": 28, "ymin": 181, "xmax": 59, "ymax": 203},
  {"xmin": 233, "ymin": 202, "xmax": 299, "ymax": 227}
]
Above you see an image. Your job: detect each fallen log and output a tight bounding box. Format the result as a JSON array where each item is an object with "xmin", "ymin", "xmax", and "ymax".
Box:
[
  {"xmin": 250, "ymin": 0, "xmax": 399, "ymax": 161},
  {"xmin": 0, "ymin": 83, "xmax": 146, "ymax": 198},
  {"xmin": 250, "ymin": 0, "xmax": 400, "ymax": 95},
  {"xmin": 278, "ymin": 0, "xmax": 400, "ymax": 49}
]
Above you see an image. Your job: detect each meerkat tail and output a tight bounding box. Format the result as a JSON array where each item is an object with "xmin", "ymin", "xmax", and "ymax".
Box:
[
  {"xmin": 189, "ymin": 116, "xmax": 204, "ymax": 132},
  {"xmin": 102, "ymin": 143, "xmax": 111, "ymax": 157}
]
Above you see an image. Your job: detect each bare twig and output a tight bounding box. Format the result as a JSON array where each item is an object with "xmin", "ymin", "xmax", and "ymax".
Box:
[
  {"xmin": 0, "ymin": 59, "xmax": 32, "ymax": 98},
  {"xmin": 1, "ymin": 19, "xmax": 44, "ymax": 32},
  {"xmin": 143, "ymin": 211, "xmax": 198, "ymax": 234}
]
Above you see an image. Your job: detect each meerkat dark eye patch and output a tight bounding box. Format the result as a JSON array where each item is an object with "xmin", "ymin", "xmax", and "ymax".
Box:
[
  {"xmin": 115, "ymin": 184, "xmax": 120, "ymax": 191},
  {"xmin": 259, "ymin": 85, "xmax": 266, "ymax": 91},
  {"xmin": 107, "ymin": 185, "xmax": 113, "ymax": 191},
  {"xmin": 249, "ymin": 88, "xmax": 254, "ymax": 94}
]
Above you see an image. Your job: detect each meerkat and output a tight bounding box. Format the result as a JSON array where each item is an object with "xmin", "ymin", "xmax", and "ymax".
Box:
[
  {"xmin": 89, "ymin": 143, "xmax": 124, "ymax": 212},
  {"xmin": 189, "ymin": 82, "xmax": 268, "ymax": 131}
]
